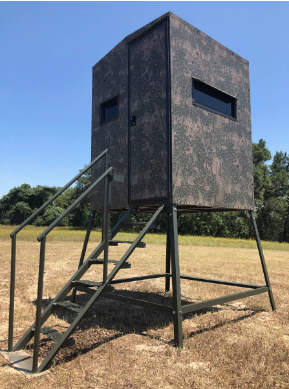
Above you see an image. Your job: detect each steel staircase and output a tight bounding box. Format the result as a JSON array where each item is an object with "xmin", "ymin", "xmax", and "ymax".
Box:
[{"xmin": 4, "ymin": 149, "xmax": 165, "ymax": 374}]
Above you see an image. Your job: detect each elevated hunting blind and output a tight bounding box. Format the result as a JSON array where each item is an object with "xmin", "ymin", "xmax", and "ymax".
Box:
[
  {"xmin": 2, "ymin": 12, "xmax": 275, "ymax": 377},
  {"xmin": 91, "ymin": 12, "xmax": 254, "ymax": 211}
]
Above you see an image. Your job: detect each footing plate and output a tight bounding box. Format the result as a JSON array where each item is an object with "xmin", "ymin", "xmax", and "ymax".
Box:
[{"xmin": 0, "ymin": 350, "xmax": 50, "ymax": 378}]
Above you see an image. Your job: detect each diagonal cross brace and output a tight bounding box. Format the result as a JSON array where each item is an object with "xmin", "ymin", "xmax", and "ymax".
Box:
[
  {"xmin": 36, "ymin": 205, "xmax": 164, "ymax": 373},
  {"xmin": 249, "ymin": 211, "xmax": 276, "ymax": 311}
]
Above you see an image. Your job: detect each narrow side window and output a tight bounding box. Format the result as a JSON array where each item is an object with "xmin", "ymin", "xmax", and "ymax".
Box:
[
  {"xmin": 101, "ymin": 97, "xmax": 119, "ymax": 124},
  {"xmin": 193, "ymin": 79, "xmax": 236, "ymax": 119}
]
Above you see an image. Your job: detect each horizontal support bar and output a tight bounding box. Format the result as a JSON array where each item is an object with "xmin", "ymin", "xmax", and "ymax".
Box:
[
  {"xmin": 181, "ymin": 287, "xmax": 269, "ymax": 315},
  {"xmin": 120, "ymin": 222, "xmax": 158, "ymax": 230},
  {"xmin": 179, "ymin": 275, "xmax": 265, "ymax": 289},
  {"xmin": 78, "ymin": 286, "xmax": 269, "ymax": 316},
  {"xmin": 110, "ymin": 175, "xmax": 124, "ymax": 183},
  {"xmin": 102, "ymin": 292, "xmax": 173, "ymax": 313},
  {"xmin": 110, "ymin": 274, "xmax": 169, "ymax": 284}
]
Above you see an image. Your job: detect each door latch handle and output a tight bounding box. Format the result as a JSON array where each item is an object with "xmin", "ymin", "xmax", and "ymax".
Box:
[{"xmin": 130, "ymin": 115, "xmax": 136, "ymax": 126}]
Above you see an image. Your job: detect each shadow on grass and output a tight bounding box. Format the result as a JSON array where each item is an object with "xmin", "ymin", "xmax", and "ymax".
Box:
[{"xmin": 27, "ymin": 288, "xmax": 266, "ymax": 369}]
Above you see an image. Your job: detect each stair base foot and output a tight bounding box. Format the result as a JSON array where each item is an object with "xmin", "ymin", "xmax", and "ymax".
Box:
[{"xmin": 0, "ymin": 349, "xmax": 50, "ymax": 378}]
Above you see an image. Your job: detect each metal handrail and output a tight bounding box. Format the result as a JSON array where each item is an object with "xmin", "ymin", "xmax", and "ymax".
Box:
[
  {"xmin": 10, "ymin": 149, "xmax": 108, "ymax": 237},
  {"xmin": 32, "ymin": 166, "xmax": 113, "ymax": 372},
  {"xmin": 8, "ymin": 149, "xmax": 109, "ymax": 353},
  {"xmin": 37, "ymin": 167, "xmax": 112, "ymax": 241}
]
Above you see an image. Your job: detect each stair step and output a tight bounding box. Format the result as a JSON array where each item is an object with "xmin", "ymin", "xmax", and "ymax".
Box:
[
  {"xmin": 121, "ymin": 222, "xmax": 147, "ymax": 226},
  {"xmin": 72, "ymin": 279, "xmax": 114, "ymax": 292},
  {"xmin": 40, "ymin": 326, "xmax": 62, "ymax": 342},
  {"xmin": 109, "ymin": 240, "xmax": 146, "ymax": 248},
  {"xmin": 53, "ymin": 301, "xmax": 82, "ymax": 314},
  {"xmin": 32, "ymin": 326, "xmax": 75, "ymax": 347},
  {"xmin": 120, "ymin": 222, "xmax": 158, "ymax": 230},
  {"xmin": 53, "ymin": 301, "xmax": 94, "ymax": 318},
  {"xmin": 72, "ymin": 279, "xmax": 99, "ymax": 287},
  {"xmin": 89, "ymin": 258, "xmax": 131, "ymax": 268}
]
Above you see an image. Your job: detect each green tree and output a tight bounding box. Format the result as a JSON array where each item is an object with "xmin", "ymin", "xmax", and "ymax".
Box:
[
  {"xmin": 34, "ymin": 205, "xmax": 68, "ymax": 227},
  {"xmin": 252, "ymin": 143, "xmax": 289, "ymax": 242},
  {"xmin": 30, "ymin": 185, "xmax": 58, "ymax": 210},
  {"xmin": 11, "ymin": 201, "xmax": 32, "ymax": 224},
  {"xmin": 265, "ymin": 151, "xmax": 289, "ymax": 241},
  {"xmin": 252, "ymin": 139, "xmax": 271, "ymax": 208},
  {"xmin": 0, "ymin": 184, "xmax": 33, "ymax": 224},
  {"xmin": 69, "ymin": 168, "xmax": 91, "ymax": 228}
]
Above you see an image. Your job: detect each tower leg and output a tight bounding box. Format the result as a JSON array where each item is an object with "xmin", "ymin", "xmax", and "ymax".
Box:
[
  {"xmin": 165, "ymin": 215, "xmax": 171, "ymax": 292},
  {"xmin": 249, "ymin": 211, "xmax": 276, "ymax": 311},
  {"xmin": 169, "ymin": 204, "xmax": 183, "ymax": 347}
]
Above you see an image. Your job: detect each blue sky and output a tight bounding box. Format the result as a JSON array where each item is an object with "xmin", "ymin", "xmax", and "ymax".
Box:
[{"xmin": 0, "ymin": 2, "xmax": 288, "ymax": 198}]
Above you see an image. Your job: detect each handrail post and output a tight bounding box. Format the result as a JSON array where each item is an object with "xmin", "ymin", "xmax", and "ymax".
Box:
[
  {"xmin": 6, "ymin": 148, "xmax": 110, "ymax": 364},
  {"xmin": 8, "ymin": 235, "xmax": 16, "ymax": 352},
  {"xmin": 102, "ymin": 152, "xmax": 108, "ymax": 242},
  {"xmin": 71, "ymin": 211, "xmax": 96, "ymax": 303},
  {"xmin": 103, "ymin": 174, "xmax": 112, "ymax": 283},
  {"xmin": 32, "ymin": 236, "xmax": 46, "ymax": 373}
]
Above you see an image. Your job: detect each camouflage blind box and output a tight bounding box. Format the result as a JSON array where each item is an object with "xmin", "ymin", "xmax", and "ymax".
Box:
[
  {"xmin": 5, "ymin": 15, "xmax": 274, "ymax": 371},
  {"xmin": 91, "ymin": 12, "xmax": 254, "ymax": 212}
]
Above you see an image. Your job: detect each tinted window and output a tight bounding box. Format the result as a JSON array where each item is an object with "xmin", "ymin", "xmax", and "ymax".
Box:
[
  {"xmin": 193, "ymin": 79, "xmax": 236, "ymax": 119},
  {"xmin": 101, "ymin": 97, "xmax": 118, "ymax": 123}
]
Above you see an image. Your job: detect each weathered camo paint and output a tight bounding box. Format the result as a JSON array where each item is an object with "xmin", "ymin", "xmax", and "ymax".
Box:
[
  {"xmin": 170, "ymin": 14, "xmax": 254, "ymax": 210},
  {"xmin": 91, "ymin": 13, "xmax": 171, "ymax": 211},
  {"xmin": 91, "ymin": 12, "xmax": 254, "ymax": 211},
  {"xmin": 129, "ymin": 20, "xmax": 168, "ymax": 203}
]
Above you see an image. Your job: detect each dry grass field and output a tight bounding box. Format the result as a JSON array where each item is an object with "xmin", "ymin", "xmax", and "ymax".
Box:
[{"xmin": 0, "ymin": 227, "xmax": 289, "ymax": 388}]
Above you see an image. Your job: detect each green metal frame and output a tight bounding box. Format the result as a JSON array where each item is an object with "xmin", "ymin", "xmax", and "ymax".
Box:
[
  {"xmin": 68, "ymin": 205, "xmax": 276, "ymax": 351},
  {"xmin": 99, "ymin": 207, "xmax": 275, "ymax": 349},
  {"xmin": 5, "ymin": 155, "xmax": 276, "ymax": 373}
]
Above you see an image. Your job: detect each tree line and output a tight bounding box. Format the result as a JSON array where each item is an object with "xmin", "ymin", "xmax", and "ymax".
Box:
[{"xmin": 1, "ymin": 139, "xmax": 288, "ymax": 242}]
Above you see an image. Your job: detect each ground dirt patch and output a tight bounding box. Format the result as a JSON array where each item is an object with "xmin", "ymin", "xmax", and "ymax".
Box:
[{"xmin": 0, "ymin": 238, "xmax": 289, "ymax": 388}]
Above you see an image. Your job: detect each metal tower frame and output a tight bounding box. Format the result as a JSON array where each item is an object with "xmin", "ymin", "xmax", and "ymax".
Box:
[{"xmin": 1, "ymin": 150, "xmax": 275, "ymax": 376}]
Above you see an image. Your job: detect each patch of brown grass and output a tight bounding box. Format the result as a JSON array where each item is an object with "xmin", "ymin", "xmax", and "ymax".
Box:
[{"xmin": 0, "ymin": 238, "xmax": 289, "ymax": 388}]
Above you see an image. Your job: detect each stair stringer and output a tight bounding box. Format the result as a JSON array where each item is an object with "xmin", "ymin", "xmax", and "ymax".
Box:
[
  {"xmin": 13, "ymin": 206, "xmax": 165, "ymax": 373},
  {"xmin": 37, "ymin": 205, "xmax": 164, "ymax": 373},
  {"xmin": 13, "ymin": 208, "xmax": 133, "ymax": 353}
]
